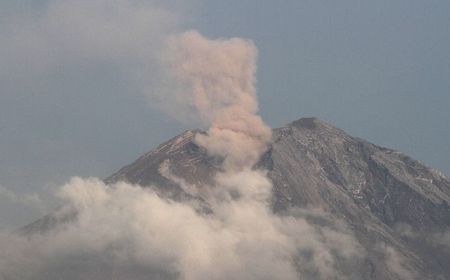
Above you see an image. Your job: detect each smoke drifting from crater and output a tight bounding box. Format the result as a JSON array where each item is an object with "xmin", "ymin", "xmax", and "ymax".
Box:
[{"xmin": 163, "ymin": 31, "xmax": 272, "ymax": 170}]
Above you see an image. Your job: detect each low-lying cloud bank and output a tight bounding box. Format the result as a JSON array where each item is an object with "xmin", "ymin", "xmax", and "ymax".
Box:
[{"xmin": 0, "ymin": 177, "xmax": 365, "ymax": 280}]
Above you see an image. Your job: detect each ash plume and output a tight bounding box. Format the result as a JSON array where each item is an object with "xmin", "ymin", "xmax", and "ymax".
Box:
[{"xmin": 164, "ymin": 31, "xmax": 272, "ymax": 170}]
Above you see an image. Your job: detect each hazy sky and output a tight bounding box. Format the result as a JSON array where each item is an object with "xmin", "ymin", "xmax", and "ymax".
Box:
[{"xmin": 0, "ymin": 0, "xmax": 449, "ymax": 227}]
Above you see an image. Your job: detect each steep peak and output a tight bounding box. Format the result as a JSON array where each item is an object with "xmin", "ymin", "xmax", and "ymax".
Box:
[
  {"xmin": 145, "ymin": 129, "xmax": 199, "ymax": 157},
  {"xmin": 165, "ymin": 129, "xmax": 197, "ymax": 150},
  {"xmin": 288, "ymin": 117, "xmax": 338, "ymax": 131},
  {"xmin": 279, "ymin": 117, "xmax": 350, "ymax": 143},
  {"xmin": 289, "ymin": 117, "xmax": 321, "ymax": 129}
]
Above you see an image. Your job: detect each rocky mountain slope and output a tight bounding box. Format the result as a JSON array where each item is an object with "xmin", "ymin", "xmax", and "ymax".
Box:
[
  {"xmin": 23, "ymin": 117, "xmax": 450, "ymax": 279},
  {"xmin": 103, "ymin": 117, "xmax": 450, "ymax": 279}
]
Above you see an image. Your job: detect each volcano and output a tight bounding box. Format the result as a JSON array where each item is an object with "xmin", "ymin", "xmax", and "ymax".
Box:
[{"xmin": 22, "ymin": 117, "xmax": 450, "ymax": 279}]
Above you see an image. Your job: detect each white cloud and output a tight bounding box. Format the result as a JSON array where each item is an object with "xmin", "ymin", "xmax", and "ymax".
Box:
[
  {"xmin": 0, "ymin": 0, "xmax": 182, "ymax": 93},
  {"xmin": 0, "ymin": 186, "xmax": 43, "ymax": 209},
  {"xmin": 0, "ymin": 186, "xmax": 48, "ymax": 231},
  {"xmin": 0, "ymin": 177, "xmax": 364, "ymax": 280},
  {"xmin": 377, "ymin": 244, "xmax": 418, "ymax": 280}
]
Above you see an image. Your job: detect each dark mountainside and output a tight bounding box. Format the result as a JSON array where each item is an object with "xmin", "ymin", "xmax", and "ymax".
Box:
[{"xmin": 24, "ymin": 117, "xmax": 450, "ymax": 279}]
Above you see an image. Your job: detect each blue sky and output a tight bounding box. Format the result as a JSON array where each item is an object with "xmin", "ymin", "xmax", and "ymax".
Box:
[{"xmin": 0, "ymin": 0, "xmax": 449, "ymax": 227}]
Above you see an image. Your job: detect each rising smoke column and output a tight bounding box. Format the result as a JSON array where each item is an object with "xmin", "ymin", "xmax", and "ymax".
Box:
[{"xmin": 165, "ymin": 31, "xmax": 272, "ymax": 171}]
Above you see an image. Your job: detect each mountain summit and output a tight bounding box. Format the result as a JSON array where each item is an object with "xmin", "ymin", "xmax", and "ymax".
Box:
[
  {"xmin": 104, "ymin": 117, "xmax": 450, "ymax": 279},
  {"xmin": 23, "ymin": 118, "xmax": 450, "ymax": 279}
]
